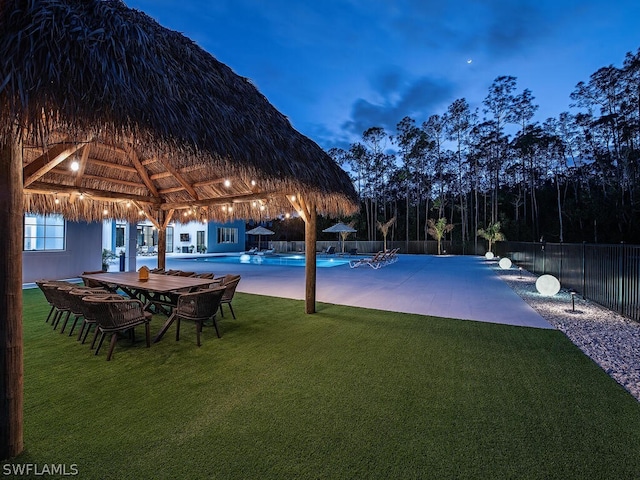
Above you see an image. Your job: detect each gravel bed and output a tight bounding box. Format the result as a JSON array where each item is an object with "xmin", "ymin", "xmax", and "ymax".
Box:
[{"xmin": 492, "ymin": 263, "xmax": 640, "ymax": 402}]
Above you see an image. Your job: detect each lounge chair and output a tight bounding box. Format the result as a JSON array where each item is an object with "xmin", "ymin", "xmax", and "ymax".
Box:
[
  {"xmin": 245, "ymin": 247, "xmax": 258, "ymax": 254},
  {"xmin": 349, "ymin": 251, "xmax": 384, "ymax": 269},
  {"xmin": 325, "ymin": 246, "xmax": 336, "ymax": 255}
]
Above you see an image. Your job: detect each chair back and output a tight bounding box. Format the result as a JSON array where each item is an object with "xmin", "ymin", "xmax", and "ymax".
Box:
[
  {"xmin": 83, "ymin": 296, "xmax": 146, "ymax": 329},
  {"xmin": 176, "ymin": 286, "xmax": 226, "ymax": 320},
  {"xmin": 82, "ymin": 271, "xmax": 106, "ymax": 288},
  {"xmin": 220, "ymin": 276, "xmax": 241, "ymax": 303}
]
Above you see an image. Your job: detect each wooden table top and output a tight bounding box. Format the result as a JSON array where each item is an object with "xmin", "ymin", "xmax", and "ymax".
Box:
[{"xmin": 80, "ymin": 272, "xmax": 216, "ymax": 293}]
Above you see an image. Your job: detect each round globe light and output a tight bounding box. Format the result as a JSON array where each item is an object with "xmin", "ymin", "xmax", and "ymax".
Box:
[
  {"xmin": 485, "ymin": 252, "xmax": 494, "ymax": 260},
  {"xmin": 499, "ymin": 257, "xmax": 512, "ymax": 269},
  {"xmin": 536, "ymin": 274, "xmax": 561, "ymax": 296}
]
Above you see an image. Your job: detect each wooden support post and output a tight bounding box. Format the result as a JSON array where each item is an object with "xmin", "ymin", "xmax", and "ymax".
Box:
[
  {"xmin": 303, "ymin": 199, "xmax": 317, "ymax": 314},
  {"xmin": 287, "ymin": 194, "xmax": 317, "ymax": 314},
  {"xmin": 0, "ymin": 135, "xmax": 24, "ymax": 459}
]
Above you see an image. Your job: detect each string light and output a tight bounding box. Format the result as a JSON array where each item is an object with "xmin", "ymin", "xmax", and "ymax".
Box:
[
  {"xmin": 251, "ymin": 180, "xmax": 256, "ymax": 186},
  {"xmin": 70, "ymin": 160, "xmax": 79, "ymax": 172},
  {"xmin": 224, "ymin": 179, "xmax": 231, "ymax": 188}
]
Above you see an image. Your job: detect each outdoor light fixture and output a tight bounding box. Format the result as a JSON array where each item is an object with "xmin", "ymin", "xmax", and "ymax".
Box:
[
  {"xmin": 290, "ymin": 195, "xmax": 296, "ymax": 202},
  {"xmin": 570, "ymin": 290, "xmax": 577, "ymax": 312},
  {"xmin": 102, "ymin": 209, "xmax": 108, "ymax": 215},
  {"xmin": 79, "ymin": 193, "xmax": 84, "ymax": 200},
  {"xmin": 251, "ymin": 180, "xmax": 256, "ymax": 186},
  {"xmin": 535, "ymin": 274, "xmax": 561, "ymax": 296},
  {"xmin": 518, "ymin": 267, "xmax": 523, "ymax": 278},
  {"xmin": 485, "ymin": 252, "xmax": 494, "ymax": 260},
  {"xmin": 499, "ymin": 257, "xmax": 512, "ymax": 269},
  {"xmin": 224, "ymin": 179, "xmax": 231, "ymax": 187},
  {"xmin": 54, "ymin": 196, "xmax": 59, "ymax": 204},
  {"xmin": 70, "ymin": 160, "xmax": 79, "ymax": 171}
]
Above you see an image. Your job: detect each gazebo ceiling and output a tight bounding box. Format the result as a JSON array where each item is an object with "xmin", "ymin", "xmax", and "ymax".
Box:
[{"xmin": 0, "ymin": 0, "xmax": 358, "ymax": 224}]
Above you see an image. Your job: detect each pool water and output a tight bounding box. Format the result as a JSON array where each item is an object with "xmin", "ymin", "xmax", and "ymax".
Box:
[{"xmin": 192, "ymin": 254, "xmax": 351, "ymax": 268}]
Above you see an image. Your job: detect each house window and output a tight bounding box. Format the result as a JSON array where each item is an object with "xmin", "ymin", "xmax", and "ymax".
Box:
[
  {"xmin": 217, "ymin": 227, "xmax": 238, "ymax": 244},
  {"xmin": 23, "ymin": 214, "xmax": 65, "ymax": 251},
  {"xmin": 115, "ymin": 225, "xmax": 125, "ymax": 248}
]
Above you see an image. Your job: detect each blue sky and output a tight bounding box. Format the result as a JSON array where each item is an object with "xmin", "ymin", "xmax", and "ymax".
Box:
[{"xmin": 127, "ymin": 0, "xmax": 640, "ymax": 149}]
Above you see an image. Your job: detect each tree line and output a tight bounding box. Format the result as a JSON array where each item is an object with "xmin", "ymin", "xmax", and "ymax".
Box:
[{"xmin": 328, "ymin": 48, "xmax": 640, "ymax": 248}]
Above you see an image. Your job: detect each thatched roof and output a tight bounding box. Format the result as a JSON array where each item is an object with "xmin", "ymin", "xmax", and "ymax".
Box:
[{"xmin": 0, "ymin": 0, "xmax": 358, "ymax": 223}]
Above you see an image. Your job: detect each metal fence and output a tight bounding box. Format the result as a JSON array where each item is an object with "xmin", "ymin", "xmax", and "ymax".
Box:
[
  {"xmin": 270, "ymin": 240, "xmax": 487, "ymax": 255},
  {"xmin": 496, "ymin": 241, "xmax": 640, "ymax": 323}
]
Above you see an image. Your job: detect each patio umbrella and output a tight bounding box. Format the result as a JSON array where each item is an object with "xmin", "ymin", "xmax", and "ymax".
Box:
[
  {"xmin": 323, "ymin": 222, "xmax": 357, "ymax": 253},
  {"xmin": 0, "ymin": 0, "xmax": 359, "ymax": 459},
  {"xmin": 246, "ymin": 226, "xmax": 275, "ymax": 251}
]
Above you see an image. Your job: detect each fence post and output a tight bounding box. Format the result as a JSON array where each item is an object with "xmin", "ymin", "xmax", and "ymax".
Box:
[
  {"xmin": 619, "ymin": 242, "xmax": 625, "ymax": 316},
  {"xmin": 582, "ymin": 241, "xmax": 586, "ymax": 300}
]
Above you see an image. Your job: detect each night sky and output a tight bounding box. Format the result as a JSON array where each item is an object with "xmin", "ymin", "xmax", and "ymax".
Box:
[{"xmin": 126, "ymin": 0, "xmax": 640, "ymax": 149}]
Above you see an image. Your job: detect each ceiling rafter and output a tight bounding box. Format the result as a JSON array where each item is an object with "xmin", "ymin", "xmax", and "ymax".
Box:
[
  {"xmin": 23, "ymin": 141, "xmax": 88, "ymax": 187},
  {"xmin": 26, "ymin": 181, "xmax": 161, "ymax": 205},
  {"xmin": 155, "ymin": 157, "xmax": 199, "ymax": 201},
  {"xmin": 125, "ymin": 145, "xmax": 160, "ymax": 198}
]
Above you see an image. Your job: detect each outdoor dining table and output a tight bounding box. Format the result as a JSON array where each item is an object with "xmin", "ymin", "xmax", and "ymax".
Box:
[{"xmin": 80, "ymin": 271, "xmax": 218, "ymax": 343}]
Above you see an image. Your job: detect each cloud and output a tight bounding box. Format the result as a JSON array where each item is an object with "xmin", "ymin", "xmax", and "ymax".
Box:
[{"xmin": 341, "ymin": 73, "xmax": 457, "ymax": 138}]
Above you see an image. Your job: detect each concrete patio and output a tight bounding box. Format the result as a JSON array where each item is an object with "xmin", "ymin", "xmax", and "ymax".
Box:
[{"xmin": 142, "ymin": 254, "xmax": 553, "ymax": 329}]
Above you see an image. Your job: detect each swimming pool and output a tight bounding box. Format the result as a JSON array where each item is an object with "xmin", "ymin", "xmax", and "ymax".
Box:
[{"xmin": 191, "ymin": 254, "xmax": 351, "ymax": 268}]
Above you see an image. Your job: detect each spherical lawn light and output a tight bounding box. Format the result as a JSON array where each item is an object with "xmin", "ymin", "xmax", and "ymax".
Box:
[
  {"xmin": 485, "ymin": 252, "xmax": 494, "ymax": 260},
  {"xmin": 536, "ymin": 274, "xmax": 561, "ymax": 296},
  {"xmin": 498, "ymin": 257, "xmax": 512, "ymax": 269}
]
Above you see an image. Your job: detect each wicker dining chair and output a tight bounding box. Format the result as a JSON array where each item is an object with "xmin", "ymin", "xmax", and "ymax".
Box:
[
  {"xmin": 218, "ymin": 275, "xmax": 241, "ymax": 319},
  {"xmin": 174, "ymin": 286, "xmax": 226, "ymax": 347},
  {"xmin": 83, "ymin": 296, "xmax": 152, "ymax": 361},
  {"xmin": 65, "ymin": 287, "xmax": 109, "ymax": 337},
  {"xmin": 76, "ymin": 293, "xmax": 124, "ymax": 344}
]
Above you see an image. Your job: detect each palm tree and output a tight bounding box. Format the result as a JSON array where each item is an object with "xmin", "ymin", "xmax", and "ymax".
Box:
[
  {"xmin": 376, "ymin": 216, "xmax": 396, "ymax": 252},
  {"xmin": 427, "ymin": 218, "xmax": 454, "ymax": 255},
  {"xmin": 477, "ymin": 222, "xmax": 505, "ymax": 253}
]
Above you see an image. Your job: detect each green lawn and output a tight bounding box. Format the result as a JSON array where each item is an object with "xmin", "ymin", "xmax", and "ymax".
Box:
[{"xmin": 3, "ymin": 288, "xmax": 640, "ymax": 479}]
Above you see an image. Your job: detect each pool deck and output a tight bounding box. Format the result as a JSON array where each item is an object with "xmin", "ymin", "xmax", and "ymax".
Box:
[{"xmin": 145, "ymin": 253, "xmax": 553, "ymax": 329}]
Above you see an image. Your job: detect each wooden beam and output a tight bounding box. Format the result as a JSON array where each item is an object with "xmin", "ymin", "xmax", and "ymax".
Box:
[
  {"xmin": 23, "ymin": 142, "xmax": 87, "ymax": 187},
  {"xmin": 125, "ymin": 147, "xmax": 160, "ymax": 198},
  {"xmin": 160, "ymin": 189, "xmax": 283, "ymax": 210},
  {"xmin": 74, "ymin": 144, "xmax": 91, "ymax": 187},
  {"xmin": 26, "ymin": 182, "xmax": 161, "ymax": 205},
  {"xmin": 156, "ymin": 158, "xmax": 199, "ymax": 201},
  {"xmin": 0, "ymin": 134, "xmax": 24, "ymax": 459},
  {"xmin": 87, "ymin": 158, "xmax": 138, "ymax": 173}
]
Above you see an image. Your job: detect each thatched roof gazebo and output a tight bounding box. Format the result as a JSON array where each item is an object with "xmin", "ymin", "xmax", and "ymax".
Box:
[{"xmin": 0, "ymin": 0, "xmax": 357, "ymax": 459}]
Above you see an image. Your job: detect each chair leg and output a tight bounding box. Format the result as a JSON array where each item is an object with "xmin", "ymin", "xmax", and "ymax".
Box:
[
  {"xmin": 212, "ymin": 317, "xmax": 221, "ymax": 338},
  {"xmin": 196, "ymin": 321, "xmax": 201, "ymax": 347},
  {"xmin": 94, "ymin": 331, "xmax": 106, "ymax": 356},
  {"xmin": 52, "ymin": 310, "xmax": 64, "ymax": 330},
  {"xmin": 228, "ymin": 303, "xmax": 236, "ymax": 320},
  {"xmin": 145, "ymin": 323, "xmax": 151, "ymax": 348},
  {"xmin": 91, "ymin": 328, "xmax": 101, "ymax": 350},
  {"xmin": 175, "ymin": 317, "xmax": 181, "ymax": 341},
  {"xmin": 218, "ymin": 305, "xmax": 224, "ymax": 318},
  {"xmin": 45, "ymin": 306, "xmax": 55, "ymax": 324},
  {"xmin": 59, "ymin": 312, "xmax": 72, "ymax": 334},
  {"xmin": 106, "ymin": 333, "xmax": 118, "ymax": 361},
  {"xmin": 81, "ymin": 322, "xmax": 93, "ymax": 344},
  {"xmin": 68, "ymin": 315, "xmax": 81, "ymax": 336}
]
